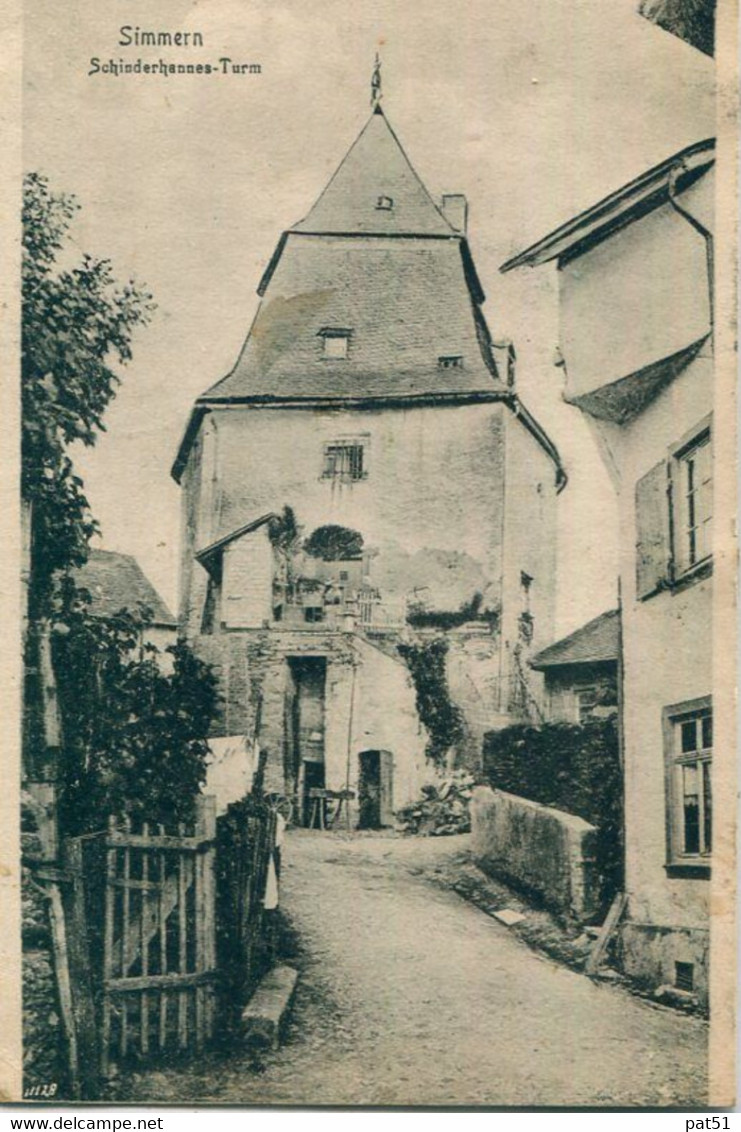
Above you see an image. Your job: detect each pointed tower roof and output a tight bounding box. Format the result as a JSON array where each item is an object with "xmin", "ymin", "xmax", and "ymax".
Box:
[
  {"xmin": 172, "ymin": 92, "xmax": 566, "ymax": 490},
  {"xmin": 292, "ymin": 107, "xmax": 455, "ymax": 237}
]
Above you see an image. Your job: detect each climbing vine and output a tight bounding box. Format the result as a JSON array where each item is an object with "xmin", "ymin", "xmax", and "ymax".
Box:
[{"xmin": 398, "ymin": 637, "xmax": 466, "ymax": 766}]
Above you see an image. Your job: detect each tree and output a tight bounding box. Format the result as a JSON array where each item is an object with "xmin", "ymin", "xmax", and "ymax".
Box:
[
  {"xmin": 22, "ymin": 172, "xmax": 155, "ymax": 609},
  {"xmin": 22, "ymin": 174, "xmax": 217, "ymax": 832},
  {"xmin": 304, "ymin": 524, "xmax": 364, "ymax": 561},
  {"xmin": 53, "ymin": 581, "xmax": 219, "ymax": 835}
]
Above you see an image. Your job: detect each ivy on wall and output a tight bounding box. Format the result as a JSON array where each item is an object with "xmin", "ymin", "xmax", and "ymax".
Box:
[
  {"xmin": 398, "ymin": 637, "xmax": 467, "ymax": 766},
  {"xmin": 406, "ymin": 591, "xmax": 499, "ymax": 632}
]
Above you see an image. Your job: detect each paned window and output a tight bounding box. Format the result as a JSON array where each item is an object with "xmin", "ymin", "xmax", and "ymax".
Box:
[
  {"xmin": 635, "ymin": 419, "xmax": 712, "ymax": 600},
  {"xmin": 664, "ymin": 698, "xmax": 712, "ymax": 868}
]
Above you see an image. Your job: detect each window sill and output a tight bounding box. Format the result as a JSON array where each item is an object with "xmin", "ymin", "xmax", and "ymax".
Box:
[
  {"xmin": 320, "ymin": 474, "xmax": 368, "ymax": 484},
  {"xmin": 638, "ymin": 558, "xmax": 712, "ymax": 602},
  {"xmin": 664, "ymin": 861, "xmax": 711, "ymax": 879},
  {"xmin": 671, "ymin": 557, "xmax": 713, "ymax": 593}
]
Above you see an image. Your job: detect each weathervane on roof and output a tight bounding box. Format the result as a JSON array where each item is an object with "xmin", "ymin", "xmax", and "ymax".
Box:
[{"xmin": 370, "ymin": 52, "xmax": 382, "ymax": 109}]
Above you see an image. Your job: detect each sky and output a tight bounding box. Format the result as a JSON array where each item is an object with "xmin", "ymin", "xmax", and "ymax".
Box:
[{"xmin": 23, "ymin": 0, "xmax": 715, "ymax": 636}]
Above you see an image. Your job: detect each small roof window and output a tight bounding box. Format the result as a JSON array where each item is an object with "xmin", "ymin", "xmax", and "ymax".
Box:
[
  {"xmin": 376, "ymin": 195, "xmax": 394, "ymax": 211},
  {"xmin": 438, "ymin": 355, "xmax": 463, "ymax": 369},
  {"xmin": 318, "ymin": 327, "xmax": 352, "ymax": 360}
]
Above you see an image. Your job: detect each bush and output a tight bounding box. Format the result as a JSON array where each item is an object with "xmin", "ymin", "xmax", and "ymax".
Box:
[
  {"xmin": 482, "ymin": 718, "xmax": 622, "ymax": 912},
  {"xmin": 406, "ymin": 591, "xmax": 500, "ymax": 631},
  {"xmin": 53, "ymin": 580, "xmax": 219, "ymax": 835}
]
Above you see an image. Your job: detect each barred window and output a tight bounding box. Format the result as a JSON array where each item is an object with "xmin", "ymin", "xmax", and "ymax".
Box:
[{"xmin": 323, "ymin": 442, "xmax": 366, "ymax": 482}]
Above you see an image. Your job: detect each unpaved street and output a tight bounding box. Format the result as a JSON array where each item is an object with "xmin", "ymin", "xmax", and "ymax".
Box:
[{"xmin": 120, "ymin": 830, "xmax": 708, "ymax": 1107}]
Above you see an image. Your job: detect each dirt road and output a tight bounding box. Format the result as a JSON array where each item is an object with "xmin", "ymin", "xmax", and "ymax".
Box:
[{"xmin": 119, "ymin": 830, "xmax": 708, "ymax": 1107}]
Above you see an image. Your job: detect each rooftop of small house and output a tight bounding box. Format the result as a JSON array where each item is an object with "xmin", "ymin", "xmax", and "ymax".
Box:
[
  {"xmin": 73, "ymin": 549, "xmax": 176, "ymax": 627},
  {"xmin": 529, "ymin": 609, "xmax": 620, "ymax": 671}
]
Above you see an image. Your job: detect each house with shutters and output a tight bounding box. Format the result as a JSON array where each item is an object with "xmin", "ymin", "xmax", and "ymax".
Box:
[
  {"xmin": 172, "ymin": 80, "xmax": 565, "ymax": 828},
  {"xmin": 501, "ymin": 138, "xmax": 715, "ymax": 1003}
]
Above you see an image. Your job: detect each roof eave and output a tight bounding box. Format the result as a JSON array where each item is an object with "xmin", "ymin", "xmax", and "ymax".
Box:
[
  {"xmin": 171, "ymin": 406, "xmax": 209, "ymax": 484},
  {"xmin": 195, "ymin": 512, "xmax": 278, "ymax": 566},
  {"xmin": 499, "ymin": 138, "xmax": 715, "ymax": 274},
  {"xmin": 530, "ymin": 653, "xmax": 617, "ymax": 672}
]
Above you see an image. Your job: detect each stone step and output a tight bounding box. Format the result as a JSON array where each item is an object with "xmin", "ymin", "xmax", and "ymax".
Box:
[{"xmin": 241, "ymin": 965, "xmax": 299, "ymax": 1050}]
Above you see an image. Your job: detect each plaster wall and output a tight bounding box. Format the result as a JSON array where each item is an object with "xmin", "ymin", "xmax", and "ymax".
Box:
[{"xmin": 560, "ymin": 178, "xmax": 712, "ymax": 402}]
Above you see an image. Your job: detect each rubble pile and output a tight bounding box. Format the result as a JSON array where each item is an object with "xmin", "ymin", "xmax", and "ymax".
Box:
[{"xmin": 396, "ymin": 772, "xmax": 475, "ymax": 836}]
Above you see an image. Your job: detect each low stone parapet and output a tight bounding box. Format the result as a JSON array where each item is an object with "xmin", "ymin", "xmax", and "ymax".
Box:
[{"xmin": 471, "ymin": 786, "xmax": 599, "ymax": 920}]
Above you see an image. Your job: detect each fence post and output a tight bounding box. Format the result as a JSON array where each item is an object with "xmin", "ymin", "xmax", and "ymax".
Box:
[{"xmin": 62, "ymin": 838, "xmax": 101, "ymax": 1099}]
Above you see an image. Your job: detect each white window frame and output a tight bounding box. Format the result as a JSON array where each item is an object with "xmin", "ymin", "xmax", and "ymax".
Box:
[
  {"xmin": 671, "ymin": 423, "xmax": 712, "ymax": 578},
  {"xmin": 663, "ymin": 696, "xmax": 712, "ymax": 871}
]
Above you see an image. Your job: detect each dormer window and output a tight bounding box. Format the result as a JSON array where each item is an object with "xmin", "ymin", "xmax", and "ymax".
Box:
[
  {"xmin": 376, "ymin": 195, "xmax": 394, "ymax": 211},
  {"xmin": 318, "ymin": 327, "xmax": 351, "ymax": 359},
  {"xmin": 438, "ymin": 355, "xmax": 463, "ymax": 369}
]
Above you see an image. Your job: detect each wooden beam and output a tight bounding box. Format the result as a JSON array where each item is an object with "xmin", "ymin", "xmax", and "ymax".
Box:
[{"xmin": 585, "ymin": 891, "xmax": 628, "ymax": 977}]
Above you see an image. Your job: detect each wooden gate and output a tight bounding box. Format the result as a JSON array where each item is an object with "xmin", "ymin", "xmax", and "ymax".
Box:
[
  {"xmin": 216, "ymin": 796, "xmax": 277, "ymax": 1026},
  {"xmin": 101, "ymin": 797, "xmax": 217, "ymax": 1073}
]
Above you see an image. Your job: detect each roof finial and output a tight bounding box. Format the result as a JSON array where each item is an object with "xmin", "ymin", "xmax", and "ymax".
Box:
[{"xmin": 370, "ymin": 52, "xmax": 382, "ymax": 110}]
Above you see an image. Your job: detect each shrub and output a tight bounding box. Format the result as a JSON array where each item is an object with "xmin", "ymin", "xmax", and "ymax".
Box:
[
  {"xmin": 53, "ymin": 580, "xmax": 219, "ymax": 835},
  {"xmin": 406, "ymin": 591, "xmax": 500, "ymax": 632}
]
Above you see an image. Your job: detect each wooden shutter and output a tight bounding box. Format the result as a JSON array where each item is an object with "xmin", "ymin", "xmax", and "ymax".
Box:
[{"xmin": 635, "ymin": 459, "xmax": 671, "ymax": 599}]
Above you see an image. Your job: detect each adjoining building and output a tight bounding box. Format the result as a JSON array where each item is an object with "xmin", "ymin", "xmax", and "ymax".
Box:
[
  {"xmin": 173, "ymin": 83, "xmax": 565, "ymax": 827},
  {"xmin": 530, "ymin": 609, "xmax": 619, "ymax": 725},
  {"xmin": 502, "ymin": 137, "xmax": 715, "ymax": 1004},
  {"xmin": 74, "ymin": 548, "xmax": 177, "ymax": 655}
]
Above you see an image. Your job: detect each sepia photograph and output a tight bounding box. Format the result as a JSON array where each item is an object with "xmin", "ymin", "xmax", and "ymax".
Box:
[{"xmin": 7, "ymin": 0, "xmax": 737, "ymax": 1111}]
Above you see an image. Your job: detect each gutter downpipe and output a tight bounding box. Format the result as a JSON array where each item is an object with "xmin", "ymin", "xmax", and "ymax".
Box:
[
  {"xmin": 667, "ymin": 159, "xmax": 714, "ymax": 328},
  {"xmin": 508, "ymin": 393, "xmax": 569, "ymax": 493}
]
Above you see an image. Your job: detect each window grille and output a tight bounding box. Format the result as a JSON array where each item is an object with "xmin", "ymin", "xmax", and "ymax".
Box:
[{"xmin": 323, "ymin": 442, "xmax": 365, "ymax": 482}]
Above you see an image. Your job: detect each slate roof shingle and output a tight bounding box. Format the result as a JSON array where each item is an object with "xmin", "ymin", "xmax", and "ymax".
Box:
[
  {"xmin": 73, "ymin": 549, "xmax": 176, "ymax": 627},
  {"xmin": 203, "ymin": 236, "xmax": 505, "ymax": 403},
  {"xmin": 292, "ymin": 107, "xmax": 454, "ymax": 237},
  {"xmin": 530, "ymin": 609, "xmax": 620, "ymax": 670},
  {"xmin": 172, "ymin": 101, "xmax": 566, "ymax": 489}
]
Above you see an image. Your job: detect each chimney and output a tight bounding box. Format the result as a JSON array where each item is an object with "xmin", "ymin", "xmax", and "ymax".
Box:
[{"xmin": 441, "ymin": 193, "xmax": 468, "ymax": 235}]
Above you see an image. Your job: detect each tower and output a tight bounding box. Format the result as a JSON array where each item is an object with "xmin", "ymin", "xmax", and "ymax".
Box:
[{"xmin": 173, "ymin": 88, "xmax": 565, "ymax": 820}]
